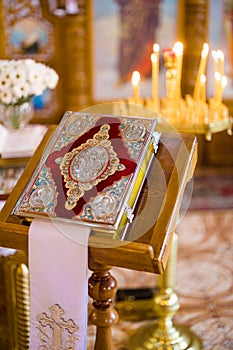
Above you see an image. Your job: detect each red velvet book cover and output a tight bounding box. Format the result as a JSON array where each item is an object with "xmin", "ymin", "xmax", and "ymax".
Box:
[{"xmin": 14, "ymin": 112, "xmax": 157, "ymax": 233}]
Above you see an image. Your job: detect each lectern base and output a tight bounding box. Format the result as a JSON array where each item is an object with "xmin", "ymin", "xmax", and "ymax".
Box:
[{"xmin": 128, "ymin": 322, "xmax": 202, "ymax": 350}]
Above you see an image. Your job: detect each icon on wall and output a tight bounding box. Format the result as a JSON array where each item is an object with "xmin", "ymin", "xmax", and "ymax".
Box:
[{"xmin": 10, "ymin": 17, "xmax": 52, "ymax": 56}]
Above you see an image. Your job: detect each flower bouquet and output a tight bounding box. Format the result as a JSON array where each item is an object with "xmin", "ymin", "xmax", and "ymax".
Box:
[{"xmin": 0, "ymin": 59, "xmax": 59, "ymax": 129}]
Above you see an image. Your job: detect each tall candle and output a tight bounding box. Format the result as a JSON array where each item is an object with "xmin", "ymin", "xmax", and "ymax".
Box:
[
  {"xmin": 200, "ymin": 74, "xmax": 206, "ymax": 103},
  {"xmin": 193, "ymin": 43, "xmax": 209, "ymax": 100},
  {"xmin": 151, "ymin": 51, "xmax": 159, "ymax": 110},
  {"xmin": 218, "ymin": 75, "xmax": 227, "ymax": 104},
  {"xmin": 217, "ymin": 50, "xmax": 224, "ymax": 76},
  {"xmin": 131, "ymin": 71, "xmax": 141, "ymax": 104},
  {"xmin": 212, "ymin": 50, "xmax": 219, "ymax": 81},
  {"xmin": 173, "ymin": 41, "xmax": 183, "ymax": 99},
  {"xmin": 214, "ymin": 71, "xmax": 221, "ymax": 101}
]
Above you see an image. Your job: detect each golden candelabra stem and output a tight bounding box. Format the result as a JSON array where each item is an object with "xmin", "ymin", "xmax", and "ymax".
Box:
[
  {"xmin": 128, "ymin": 233, "xmax": 202, "ymax": 350},
  {"xmin": 15, "ymin": 264, "xmax": 30, "ymax": 350}
]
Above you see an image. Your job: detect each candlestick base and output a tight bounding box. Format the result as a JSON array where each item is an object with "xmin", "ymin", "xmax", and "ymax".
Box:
[
  {"xmin": 127, "ymin": 233, "xmax": 202, "ymax": 350},
  {"xmin": 127, "ymin": 322, "xmax": 202, "ymax": 350},
  {"xmin": 157, "ymin": 114, "xmax": 233, "ymax": 141}
]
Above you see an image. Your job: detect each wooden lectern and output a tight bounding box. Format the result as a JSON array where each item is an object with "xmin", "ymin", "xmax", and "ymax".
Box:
[{"xmin": 0, "ymin": 125, "xmax": 200, "ymax": 350}]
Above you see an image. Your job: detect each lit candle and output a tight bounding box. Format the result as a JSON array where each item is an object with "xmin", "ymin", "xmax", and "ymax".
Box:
[
  {"xmin": 131, "ymin": 71, "xmax": 141, "ymax": 104},
  {"xmin": 153, "ymin": 43, "xmax": 160, "ymax": 53},
  {"xmin": 173, "ymin": 41, "xmax": 183, "ymax": 99},
  {"xmin": 214, "ymin": 71, "xmax": 221, "ymax": 101},
  {"xmin": 212, "ymin": 50, "xmax": 219, "ymax": 75},
  {"xmin": 217, "ymin": 50, "xmax": 224, "ymax": 76},
  {"xmin": 200, "ymin": 74, "xmax": 206, "ymax": 102},
  {"xmin": 151, "ymin": 50, "xmax": 159, "ymax": 110},
  {"xmin": 193, "ymin": 43, "xmax": 209, "ymax": 100},
  {"xmin": 218, "ymin": 75, "xmax": 227, "ymax": 104}
]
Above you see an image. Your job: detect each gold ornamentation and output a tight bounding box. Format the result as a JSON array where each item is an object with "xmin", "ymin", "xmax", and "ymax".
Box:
[
  {"xmin": 36, "ymin": 304, "xmax": 79, "ymax": 350},
  {"xmin": 59, "ymin": 124, "xmax": 126, "ymax": 210}
]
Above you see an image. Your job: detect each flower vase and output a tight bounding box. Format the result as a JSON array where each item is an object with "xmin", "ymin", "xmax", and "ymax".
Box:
[{"xmin": 0, "ymin": 101, "xmax": 34, "ymax": 130}]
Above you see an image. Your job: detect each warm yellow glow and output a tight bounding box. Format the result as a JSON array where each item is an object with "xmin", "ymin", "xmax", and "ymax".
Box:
[
  {"xmin": 217, "ymin": 50, "xmax": 224, "ymax": 61},
  {"xmin": 215, "ymin": 71, "xmax": 221, "ymax": 81},
  {"xmin": 173, "ymin": 41, "xmax": 183, "ymax": 56},
  {"xmin": 151, "ymin": 53, "xmax": 157, "ymax": 64},
  {"xmin": 153, "ymin": 43, "xmax": 160, "ymax": 53},
  {"xmin": 131, "ymin": 71, "xmax": 140, "ymax": 86},
  {"xmin": 222, "ymin": 75, "xmax": 227, "ymax": 87},
  {"xmin": 200, "ymin": 74, "xmax": 206, "ymax": 84},
  {"xmin": 193, "ymin": 45, "xmax": 209, "ymax": 100},
  {"xmin": 131, "ymin": 71, "xmax": 141, "ymax": 103},
  {"xmin": 212, "ymin": 50, "xmax": 218, "ymax": 60},
  {"xmin": 217, "ymin": 50, "xmax": 224, "ymax": 76},
  {"xmin": 201, "ymin": 43, "xmax": 209, "ymax": 58},
  {"xmin": 200, "ymin": 74, "xmax": 206, "ymax": 102}
]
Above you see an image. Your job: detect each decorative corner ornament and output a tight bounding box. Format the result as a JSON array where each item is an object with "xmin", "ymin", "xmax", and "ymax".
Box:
[
  {"xmin": 124, "ymin": 204, "xmax": 134, "ymax": 223},
  {"xmin": 152, "ymin": 131, "xmax": 161, "ymax": 154}
]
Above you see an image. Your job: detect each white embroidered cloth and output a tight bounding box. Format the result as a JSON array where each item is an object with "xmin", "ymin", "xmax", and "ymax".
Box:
[{"xmin": 29, "ymin": 219, "xmax": 91, "ymax": 350}]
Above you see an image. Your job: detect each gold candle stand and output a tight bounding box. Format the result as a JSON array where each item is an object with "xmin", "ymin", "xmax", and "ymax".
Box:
[{"xmin": 128, "ymin": 233, "xmax": 202, "ymax": 350}]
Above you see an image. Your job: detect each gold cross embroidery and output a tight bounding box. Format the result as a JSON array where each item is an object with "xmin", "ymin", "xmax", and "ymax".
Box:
[{"xmin": 36, "ymin": 304, "xmax": 79, "ymax": 349}]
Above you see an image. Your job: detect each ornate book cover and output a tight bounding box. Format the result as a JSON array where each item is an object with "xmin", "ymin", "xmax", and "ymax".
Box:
[{"xmin": 13, "ymin": 112, "xmax": 158, "ymax": 238}]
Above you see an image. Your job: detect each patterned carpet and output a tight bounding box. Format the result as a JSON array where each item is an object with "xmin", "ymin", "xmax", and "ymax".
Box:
[
  {"xmin": 87, "ymin": 209, "xmax": 233, "ymax": 349},
  {"xmin": 1, "ymin": 172, "xmax": 232, "ymax": 349},
  {"xmin": 184, "ymin": 174, "xmax": 233, "ymax": 211}
]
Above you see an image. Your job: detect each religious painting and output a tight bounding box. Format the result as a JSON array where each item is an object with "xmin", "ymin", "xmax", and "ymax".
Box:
[
  {"xmin": 10, "ymin": 17, "xmax": 51, "ymax": 56},
  {"xmin": 207, "ymin": 0, "xmax": 233, "ymax": 101},
  {"xmin": 0, "ymin": 1, "xmax": 61, "ymax": 124},
  {"xmin": 92, "ymin": 0, "xmax": 180, "ymax": 102}
]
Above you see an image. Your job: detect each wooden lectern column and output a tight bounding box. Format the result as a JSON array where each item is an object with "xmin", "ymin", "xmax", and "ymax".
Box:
[{"xmin": 88, "ymin": 261, "xmax": 119, "ymax": 350}]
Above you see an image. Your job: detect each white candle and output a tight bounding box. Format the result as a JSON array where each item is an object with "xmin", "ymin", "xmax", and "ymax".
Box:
[
  {"xmin": 212, "ymin": 50, "xmax": 219, "ymax": 75},
  {"xmin": 131, "ymin": 71, "xmax": 141, "ymax": 104},
  {"xmin": 200, "ymin": 74, "xmax": 206, "ymax": 103},
  {"xmin": 173, "ymin": 41, "xmax": 183, "ymax": 99},
  {"xmin": 193, "ymin": 43, "xmax": 209, "ymax": 100},
  {"xmin": 214, "ymin": 71, "xmax": 221, "ymax": 101},
  {"xmin": 151, "ymin": 51, "xmax": 159, "ymax": 109},
  {"xmin": 217, "ymin": 50, "xmax": 224, "ymax": 76},
  {"xmin": 218, "ymin": 75, "xmax": 227, "ymax": 104}
]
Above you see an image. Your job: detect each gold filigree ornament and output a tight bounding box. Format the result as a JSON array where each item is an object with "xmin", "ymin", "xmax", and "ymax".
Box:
[
  {"xmin": 59, "ymin": 124, "xmax": 126, "ymax": 210},
  {"xmin": 36, "ymin": 304, "xmax": 79, "ymax": 350}
]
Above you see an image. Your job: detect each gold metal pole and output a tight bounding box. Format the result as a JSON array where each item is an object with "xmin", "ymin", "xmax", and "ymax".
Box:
[
  {"xmin": 15, "ymin": 264, "xmax": 30, "ymax": 350},
  {"xmin": 128, "ymin": 233, "xmax": 202, "ymax": 349}
]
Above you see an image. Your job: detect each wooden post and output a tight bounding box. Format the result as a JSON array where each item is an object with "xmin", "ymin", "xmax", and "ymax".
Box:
[{"xmin": 88, "ymin": 262, "xmax": 119, "ymax": 350}]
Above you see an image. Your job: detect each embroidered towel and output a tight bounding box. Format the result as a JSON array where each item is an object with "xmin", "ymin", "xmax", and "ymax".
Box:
[{"xmin": 29, "ymin": 219, "xmax": 91, "ymax": 350}]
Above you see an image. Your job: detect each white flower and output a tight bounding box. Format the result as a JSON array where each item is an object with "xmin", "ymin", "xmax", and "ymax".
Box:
[
  {"xmin": 0, "ymin": 59, "xmax": 59, "ymax": 106},
  {"xmin": 45, "ymin": 68, "xmax": 59, "ymax": 89},
  {"xmin": 0, "ymin": 89, "xmax": 13, "ymax": 105}
]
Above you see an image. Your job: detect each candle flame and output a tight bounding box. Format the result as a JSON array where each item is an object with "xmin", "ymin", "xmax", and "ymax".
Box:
[
  {"xmin": 131, "ymin": 71, "xmax": 140, "ymax": 86},
  {"xmin": 212, "ymin": 50, "xmax": 218, "ymax": 60},
  {"xmin": 173, "ymin": 41, "xmax": 183, "ymax": 56},
  {"xmin": 222, "ymin": 75, "xmax": 227, "ymax": 87},
  {"xmin": 201, "ymin": 43, "xmax": 209, "ymax": 58},
  {"xmin": 200, "ymin": 74, "xmax": 206, "ymax": 84},
  {"xmin": 215, "ymin": 72, "xmax": 221, "ymax": 81},
  {"xmin": 217, "ymin": 50, "xmax": 224, "ymax": 61},
  {"xmin": 151, "ymin": 53, "xmax": 157, "ymax": 63},
  {"xmin": 153, "ymin": 43, "xmax": 160, "ymax": 53}
]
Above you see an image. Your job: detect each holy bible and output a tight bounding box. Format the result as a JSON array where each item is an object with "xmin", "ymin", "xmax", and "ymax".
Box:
[{"xmin": 13, "ymin": 112, "xmax": 159, "ymax": 239}]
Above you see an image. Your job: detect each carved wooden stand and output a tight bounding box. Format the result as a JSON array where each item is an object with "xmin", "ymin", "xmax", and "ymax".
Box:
[
  {"xmin": 88, "ymin": 261, "xmax": 118, "ymax": 350},
  {"xmin": 0, "ymin": 128, "xmax": 199, "ymax": 350}
]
